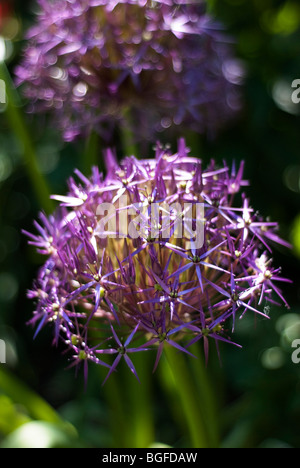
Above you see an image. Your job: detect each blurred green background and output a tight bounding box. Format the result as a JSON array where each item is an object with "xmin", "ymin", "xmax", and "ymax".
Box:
[{"xmin": 0, "ymin": 0, "xmax": 300, "ymax": 448}]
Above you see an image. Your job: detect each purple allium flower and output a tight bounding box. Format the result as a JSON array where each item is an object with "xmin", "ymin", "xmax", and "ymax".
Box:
[
  {"xmin": 15, "ymin": 0, "xmax": 243, "ymax": 142},
  {"xmin": 24, "ymin": 139, "xmax": 291, "ymax": 383}
]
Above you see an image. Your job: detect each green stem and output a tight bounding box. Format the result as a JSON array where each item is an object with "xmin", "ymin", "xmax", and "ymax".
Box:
[
  {"xmin": 121, "ymin": 109, "xmax": 139, "ymax": 158},
  {"xmin": 163, "ymin": 346, "xmax": 211, "ymax": 448},
  {"xmin": 99, "ymin": 353, "xmax": 155, "ymax": 448},
  {"xmin": 184, "ymin": 131, "xmax": 202, "ymax": 157},
  {"xmin": 0, "ymin": 62, "xmax": 53, "ymax": 213},
  {"xmin": 205, "ymin": 0, "xmax": 217, "ymax": 14},
  {"xmin": 83, "ymin": 130, "xmax": 102, "ymax": 175},
  {"xmin": 98, "ymin": 367, "xmax": 129, "ymax": 448},
  {"xmin": 190, "ymin": 344, "xmax": 220, "ymax": 447},
  {"xmin": 125, "ymin": 351, "xmax": 155, "ymax": 448},
  {"xmin": 157, "ymin": 353, "xmax": 189, "ymax": 439}
]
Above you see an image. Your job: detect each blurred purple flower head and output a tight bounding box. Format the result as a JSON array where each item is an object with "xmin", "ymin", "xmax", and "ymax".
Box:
[
  {"xmin": 15, "ymin": 0, "xmax": 244, "ymax": 142},
  {"xmin": 24, "ymin": 139, "xmax": 290, "ymax": 384}
]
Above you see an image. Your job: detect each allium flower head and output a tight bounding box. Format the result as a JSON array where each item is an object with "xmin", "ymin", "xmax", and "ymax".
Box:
[
  {"xmin": 24, "ymin": 140, "xmax": 291, "ymax": 384},
  {"xmin": 16, "ymin": 0, "xmax": 243, "ymax": 142}
]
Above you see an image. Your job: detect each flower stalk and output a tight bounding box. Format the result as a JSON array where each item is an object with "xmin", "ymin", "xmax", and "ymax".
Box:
[
  {"xmin": 163, "ymin": 345, "xmax": 210, "ymax": 448},
  {"xmin": 0, "ymin": 62, "xmax": 53, "ymax": 213}
]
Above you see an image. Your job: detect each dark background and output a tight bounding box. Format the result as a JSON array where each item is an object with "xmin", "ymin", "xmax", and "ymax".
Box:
[{"xmin": 0, "ymin": 0, "xmax": 299, "ymax": 448}]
